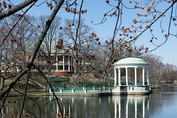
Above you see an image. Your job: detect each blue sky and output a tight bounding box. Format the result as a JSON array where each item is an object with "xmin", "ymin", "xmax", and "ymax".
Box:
[{"xmin": 12, "ymin": 0, "xmax": 177, "ymax": 66}]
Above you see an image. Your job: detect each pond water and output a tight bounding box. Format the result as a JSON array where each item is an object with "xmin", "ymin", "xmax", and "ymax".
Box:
[{"xmin": 1, "ymin": 85, "xmax": 177, "ymax": 118}]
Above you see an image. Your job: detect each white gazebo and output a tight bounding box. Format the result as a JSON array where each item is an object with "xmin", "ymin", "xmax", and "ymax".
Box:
[{"xmin": 112, "ymin": 57, "xmax": 151, "ymax": 95}]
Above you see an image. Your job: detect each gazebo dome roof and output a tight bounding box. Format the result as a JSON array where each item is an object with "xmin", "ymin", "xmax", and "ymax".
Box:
[{"xmin": 114, "ymin": 57, "xmax": 149, "ymax": 67}]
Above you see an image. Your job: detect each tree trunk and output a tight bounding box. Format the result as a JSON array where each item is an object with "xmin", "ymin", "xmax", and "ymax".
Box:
[{"xmin": 0, "ymin": 77, "xmax": 4, "ymax": 91}]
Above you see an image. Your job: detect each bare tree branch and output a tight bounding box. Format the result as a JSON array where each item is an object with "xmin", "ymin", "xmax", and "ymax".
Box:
[
  {"xmin": 130, "ymin": 1, "xmax": 176, "ymax": 44},
  {"xmin": 0, "ymin": 0, "xmax": 37, "ymax": 19},
  {"xmin": 0, "ymin": 0, "xmax": 64, "ymax": 101},
  {"xmin": 0, "ymin": 1, "xmax": 36, "ymax": 47}
]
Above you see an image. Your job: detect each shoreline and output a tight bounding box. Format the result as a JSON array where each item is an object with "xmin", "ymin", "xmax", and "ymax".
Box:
[{"xmin": 4, "ymin": 84, "xmax": 177, "ymax": 97}]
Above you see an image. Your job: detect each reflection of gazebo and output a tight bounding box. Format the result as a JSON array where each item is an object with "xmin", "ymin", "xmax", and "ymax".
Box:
[
  {"xmin": 112, "ymin": 95, "xmax": 150, "ymax": 117},
  {"xmin": 112, "ymin": 57, "xmax": 151, "ymax": 95}
]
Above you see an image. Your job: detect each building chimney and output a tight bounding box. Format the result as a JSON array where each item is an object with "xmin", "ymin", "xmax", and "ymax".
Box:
[{"xmin": 56, "ymin": 39, "xmax": 63, "ymax": 49}]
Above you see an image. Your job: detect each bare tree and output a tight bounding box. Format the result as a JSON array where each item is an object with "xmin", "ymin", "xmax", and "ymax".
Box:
[
  {"xmin": 0, "ymin": 0, "xmax": 65, "ymax": 117},
  {"xmin": 0, "ymin": 14, "xmax": 37, "ymax": 90},
  {"xmin": 1, "ymin": 0, "xmax": 177, "ymax": 117},
  {"xmin": 163, "ymin": 64, "xmax": 177, "ymax": 83},
  {"xmin": 62, "ymin": 19, "xmax": 98, "ymax": 74},
  {"xmin": 143, "ymin": 54, "xmax": 164, "ymax": 85},
  {"xmin": 36, "ymin": 15, "xmax": 63, "ymax": 76},
  {"xmin": 143, "ymin": 54, "xmax": 177, "ymax": 85}
]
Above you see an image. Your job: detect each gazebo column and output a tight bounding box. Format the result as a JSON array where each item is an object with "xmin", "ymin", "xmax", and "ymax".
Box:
[
  {"xmin": 118, "ymin": 68, "xmax": 121, "ymax": 86},
  {"xmin": 146, "ymin": 68, "xmax": 149, "ymax": 85},
  {"xmin": 114, "ymin": 68, "xmax": 117, "ymax": 87},
  {"xmin": 126, "ymin": 67, "xmax": 128, "ymax": 86},
  {"xmin": 56, "ymin": 56, "xmax": 58, "ymax": 71},
  {"xmin": 63, "ymin": 56, "xmax": 65, "ymax": 71},
  {"xmin": 142, "ymin": 67, "xmax": 145, "ymax": 86},
  {"xmin": 134, "ymin": 67, "xmax": 137, "ymax": 86},
  {"xmin": 68, "ymin": 56, "xmax": 70, "ymax": 71}
]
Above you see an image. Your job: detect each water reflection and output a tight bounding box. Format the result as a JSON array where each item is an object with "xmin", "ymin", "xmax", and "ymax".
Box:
[
  {"xmin": 112, "ymin": 96, "xmax": 149, "ymax": 118},
  {"xmin": 0, "ymin": 95, "xmax": 150, "ymax": 118},
  {"xmin": 59, "ymin": 97, "xmax": 115, "ymax": 118},
  {"xmin": 0, "ymin": 97, "xmax": 56, "ymax": 118},
  {"xmin": 59, "ymin": 96, "xmax": 150, "ymax": 118},
  {"xmin": 2, "ymin": 86, "xmax": 177, "ymax": 118}
]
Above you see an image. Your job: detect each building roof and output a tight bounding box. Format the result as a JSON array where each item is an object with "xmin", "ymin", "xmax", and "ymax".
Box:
[{"xmin": 114, "ymin": 57, "xmax": 149, "ymax": 67}]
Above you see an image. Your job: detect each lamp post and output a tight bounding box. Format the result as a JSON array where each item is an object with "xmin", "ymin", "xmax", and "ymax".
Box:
[
  {"xmin": 83, "ymin": 74, "xmax": 86, "ymax": 89},
  {"xmin": 60, "ymin": 75, "xmax": 64, "ymax": 89},
  {"xmin": 99, "ymin": 74, "xmax": 101, "ymax": 90},
  {"xmin": 48, "ymin": 75, "xmax": 54, "ymax": 92},
  {"xmin": 72, "ymin": 74, "xmax": 76, "ymax": 89},
  {"xmin": 49, "ymin": 75, "xmax": 54, "ymax": 87},
  {"xmin": 108, "ymin": 74, "xmax": 110, "ymax": 89},
  {"xmin": 92, "ymin": 77, "xmax": 95, "ymax": 90},
  {"xmin": 71, "ymin": 74, "xmax": 76, "ymax": 93},
  {"xmin": 103, "ymin": 76, "xmax": 105, "ymax": 90}
]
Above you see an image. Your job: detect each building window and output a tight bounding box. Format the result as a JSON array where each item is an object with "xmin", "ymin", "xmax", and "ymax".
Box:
[
  {"xmin": 65, "ymin": 65, "xmax": 68, "ymax": 70},
  {"xmin": 58, "ymin": 56, "xmax": 63, "ymax": 61},
  {"xmin": 58, "ymin": 66, "xmax": 63, "ymax": 70}
]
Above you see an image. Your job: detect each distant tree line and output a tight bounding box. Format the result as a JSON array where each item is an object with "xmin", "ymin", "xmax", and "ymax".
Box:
[
  {"xmin": 143, "ymin": 54, "xmax": 177, "ymax": 85},
  {"xmin": 1, "ymin": 14, "xmax": 177, "ymax": 91}
]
